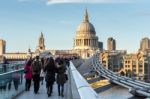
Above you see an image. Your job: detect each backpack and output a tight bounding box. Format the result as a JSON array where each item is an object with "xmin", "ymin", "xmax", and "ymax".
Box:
[{"xmin": 32, "ymin": 61, "xmax": 41, "ymax": 74}]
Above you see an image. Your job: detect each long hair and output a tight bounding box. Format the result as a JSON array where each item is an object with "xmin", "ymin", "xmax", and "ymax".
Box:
[{"xmin": 27, "ymin": 59, "xmax": 32, "ymax": 66}]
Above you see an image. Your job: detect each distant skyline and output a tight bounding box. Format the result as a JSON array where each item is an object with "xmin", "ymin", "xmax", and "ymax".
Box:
[{"xmin": 0, "ymin": 0, "xmax": 150, "ymax": 53}]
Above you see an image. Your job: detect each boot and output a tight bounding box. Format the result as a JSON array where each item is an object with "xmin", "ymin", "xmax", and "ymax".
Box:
[
  {"xmin": 47, "ymin": 87, "xmax": 51, "ymax": 97},
  {"xmin": 58, "ymin": 91, "xmax": 60, "ymax": 96},
  {"xmin": 61, "ymin": 93, "xmax": 64, "ymax": 97}
]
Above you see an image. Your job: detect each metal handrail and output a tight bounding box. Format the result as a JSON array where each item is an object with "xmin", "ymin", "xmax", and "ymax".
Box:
[
  {"xmin": 70, "ymin": 61, "xmax": 100, "ymax": 99},
  {"xmin": 0, "ymin": 63, "xmax": 24, "ymax": 74},
  {"xmin": 0, "ymin": 66, "xmax": 24, "ymax": 99},
  {"xmin": 0, "ymin": 68, "xmax": 24, "ymax": 76},
  {"xmin": 0, "ymin": 63, "xmax": 24, "ymax": 85}
]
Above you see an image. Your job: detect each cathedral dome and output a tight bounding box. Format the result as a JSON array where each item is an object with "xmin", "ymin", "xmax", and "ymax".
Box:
[
  {"xmin": 76, "ymin": 9, "xmax": 96, "ymax": 34},
  {"xmin": 77, "ymin": 22, "xmax": 96, "ymax": 34}
]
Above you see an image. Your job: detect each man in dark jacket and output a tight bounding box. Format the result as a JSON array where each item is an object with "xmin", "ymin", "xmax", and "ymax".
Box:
[{"xmin": 31, "ymin": 56, "xmax": 42, "ymax": 94}]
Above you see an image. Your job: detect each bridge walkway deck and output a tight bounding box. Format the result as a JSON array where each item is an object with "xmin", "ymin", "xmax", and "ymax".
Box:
[{"xmin": 16, "ymin": 81, "xmax": 68, "ymax": 99}]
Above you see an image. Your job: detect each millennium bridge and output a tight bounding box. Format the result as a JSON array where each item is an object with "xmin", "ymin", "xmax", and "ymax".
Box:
[{"xmin": 0, "ymin": 52, "xmax": 150, "ymax": 99}]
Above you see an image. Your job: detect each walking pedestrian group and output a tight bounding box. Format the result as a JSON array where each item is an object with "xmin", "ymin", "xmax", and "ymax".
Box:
[{"xmin": 24, "ymin": 56, "xmax": 69, "ymax": 97}]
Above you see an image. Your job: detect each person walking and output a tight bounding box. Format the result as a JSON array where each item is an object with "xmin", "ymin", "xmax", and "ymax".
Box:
[
  {"xmin": 56, "ymin": 59, "xmax": 67, "ymax": 97},
  {"xmin": 12, "ymin": 67, "xmax": 20, "ymax": 91},
  {"xmin": 44, "ymin": 57, "xmax": 56, "ymax": 97},
  {"xmin": 2, "ymin": 57, "xmax": 9, "ymax": 73},
  {"xmin": 31, "ymin": 56, "xmax": 42, "ymax": 94},
  {"xmin": 65, "ymin": 58, "xmax": 70, "ymax": 67},
  {"xmin": 24, "ymin": 59, "xmax": 32, "ymax": 91}
]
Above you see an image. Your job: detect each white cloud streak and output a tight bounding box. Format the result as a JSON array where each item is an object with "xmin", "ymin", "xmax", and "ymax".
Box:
[
  {"xmin": 47, "ymin": 0, "xmax": 130, "ymax": 5},
  {"xmin": 47, "ymin": 0, "xmax": 82, "ymax": 5},
  {"xmin": 17, "ymin": 0, "xmax": 131, "ymax": 5}
]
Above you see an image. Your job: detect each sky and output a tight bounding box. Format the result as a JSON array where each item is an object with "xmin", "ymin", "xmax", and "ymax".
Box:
[{"xmin": 0, "ymin": 0, "xmax": 150, "ymax": 53}]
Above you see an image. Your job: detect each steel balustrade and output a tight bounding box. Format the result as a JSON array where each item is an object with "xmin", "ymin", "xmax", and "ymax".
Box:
[{"xmin": 85, "ymin": 53, "xmax": 150, "ymax": 98}]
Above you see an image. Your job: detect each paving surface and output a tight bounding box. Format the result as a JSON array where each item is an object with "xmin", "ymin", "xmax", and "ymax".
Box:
[{"xmin": 16, "ymin": 81, "xmax": 68, "ymax": 99}]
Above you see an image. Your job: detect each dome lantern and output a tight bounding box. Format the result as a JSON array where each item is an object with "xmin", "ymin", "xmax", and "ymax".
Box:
[{"xmin": 83, "ymin": 8, "xmax": 89, "ymax": 22}]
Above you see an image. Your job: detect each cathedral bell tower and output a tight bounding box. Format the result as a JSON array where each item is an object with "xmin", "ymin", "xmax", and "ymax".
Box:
[{"xmin": 36, "ymin": 32, "xmax": 45, "ymax": 52}]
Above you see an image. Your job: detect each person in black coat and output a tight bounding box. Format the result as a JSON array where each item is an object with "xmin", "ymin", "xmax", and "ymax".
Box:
[
  {"xmin": 44, "ymin": 57, "xmax": 56, "ymax": 97},
  {"xmin": 56, "ymin": 59, "xmax": 67, "ymax": 97}
]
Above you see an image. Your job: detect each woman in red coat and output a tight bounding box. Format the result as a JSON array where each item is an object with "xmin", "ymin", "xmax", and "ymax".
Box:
[{"xmin": 24, "ymin": 59, "xmax": 32, "ymax": 91}]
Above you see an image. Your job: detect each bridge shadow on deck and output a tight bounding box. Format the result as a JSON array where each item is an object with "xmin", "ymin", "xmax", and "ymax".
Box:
[
  {"xmin": 128, "ymin": 97, "xmax": 146, "ymax": 99},
  {"xmin": 94, "ymin": 83, "xmax": 115, "ymax": 93}
]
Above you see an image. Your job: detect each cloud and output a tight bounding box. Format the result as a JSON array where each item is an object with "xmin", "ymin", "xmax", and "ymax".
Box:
[
  {"xmin": 47, "ymin": 0, "xmax": 130, "ymax": 5},
  {"xmin": 17, "ymin": 0, "xmax": 131, "ymax": 5},
  {"xmin": 47, "ymin": 0, "xmax": 82, "ymax": 4}
]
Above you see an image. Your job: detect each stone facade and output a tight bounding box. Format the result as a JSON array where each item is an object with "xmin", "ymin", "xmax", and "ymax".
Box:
[
  {"xmin": 123, "ymin": 51, "xmax": 150, "ymax": 81},
  {"xmin": 107, "ymin": 37, "xmax": 116, "ymax": 51},
  {"xmin": 140, "ymin": 37, "xmax": 150, "ymax": 51},
  {"xmin": 100, "ymin": 50, "xmax": 126, "ymax": 72},
  {"xmin": 0, "ymin": 39, "xmax": 6, "ymax": 55}
]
